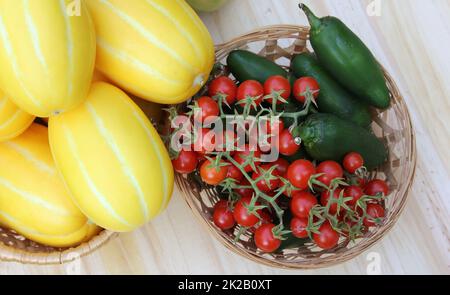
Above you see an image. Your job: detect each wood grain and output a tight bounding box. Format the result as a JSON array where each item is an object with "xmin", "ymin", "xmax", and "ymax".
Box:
[{"xmin": 1, "ymin": 0, "xmax": 449, "ymax": 275}]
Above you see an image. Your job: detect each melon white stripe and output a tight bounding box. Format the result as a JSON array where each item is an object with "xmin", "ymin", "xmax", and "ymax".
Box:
[
  {"xmin": 0, "ymin": 15, "xmax": 41, "ymax": 108},
  {"xmin": 0, "ymin": 177, "xmax": 68, "ymax": 216},
  {"xmin": 124, "ymin": 101, "xmax": 170, "ymax": 213},
  {"xmin": 59, "ymin": 0, "xmax": 74, "ymax": 97},
  {"xmin": 98, "ymin": 0, "xmax": 198, "ymax": 73},
  {"xmin": 0, "ymin": 109, "xmax": 22, "ymax": 131},
  {"xmin": 61, "ymin": 125, "xmax": 131, "ymax": 227},
  {"xmin": 0, "ymin": 210, "xmax": 88, "ymax": 239},
  {"xmin": 0, "ymin": 96, "xmax": 8, "ymax": 110},
  {"xmin": 144, "ymin": 0, "xmax": 201, "ymax": 61},
  {"xmin": 97, "ymin": 38, "xmax": 184, "ymax": 85},
  {"xmin": 24, "ymin": 0, "xmax": 49, "ymax": 75},
  {"xmin": 86, "ymin": 102, "xmax": 149, "ymax": 220},
  {"xmin": 3, "ymin": 141, "xmax": 56, "ymax": 175}
]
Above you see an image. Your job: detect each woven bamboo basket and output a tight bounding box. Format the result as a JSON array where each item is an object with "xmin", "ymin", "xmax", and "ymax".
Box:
[
  {"xmin": 0, "ymin": 227, "xmax": 117, "ymax": 265},
  {"xmin": 175, "ymin": 25, "xmax": 417, "ymax": 269}
]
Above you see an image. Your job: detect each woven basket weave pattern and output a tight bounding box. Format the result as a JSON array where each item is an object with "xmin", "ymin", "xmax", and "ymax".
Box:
[{"xmin": 176, "ymin": 25, "xmax": 416, "ymax": 269}]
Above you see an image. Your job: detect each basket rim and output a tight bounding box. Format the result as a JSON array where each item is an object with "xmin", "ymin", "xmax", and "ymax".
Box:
[
  {"xmin": 0, "ymin": 229, "xmax": 117, "ymax": 265},
  {"xmin": 178, "ymin": 24, "xmax": 417, "ymax": 269}
]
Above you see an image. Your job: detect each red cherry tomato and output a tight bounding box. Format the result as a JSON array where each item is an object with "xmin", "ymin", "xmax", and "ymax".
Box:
[
  {"xmin": 290, "ymin": 217, "xmax": 309, "ymax": 238},
  {"xmin": 172, "ymin": 150, "xmax": 198, "ymax": 174},
  {"xmin": 320, "ymin": 188, "xmax": 345, "ymax": 215},
  {"xmin": 316, "ymin": 161, "xmax": 344, "ymax": 187},
  {"xmin": 343, "ymin": 152, "xmax": 364, "ymax": 174},
  {"xmin": 293, "ymin": 77, "xmax": 320, "ymax": 104},
  {"xmin": 264, "ymin": 119, "xmax": 284, "ymax": 136},
  {"xmin": 214, "ymin": 200, "xmax": 228, "ymax": 209},
  {"xmin": 287, "ymin": 160, "xmax": 316, "ymax": 190},
  {"xmin": 196, "ymin": 96, "xmax": 219, "ymax": 123},
  {"xmin": 290, "ymin": 191, "xmax": 318, "ymax": 219},
  {"xmin": 226, "ymin": 164, "xmax": 244, "ymax": 183},
  {"xmin": 264, "ymin": 75, "xmax": 291, "ymax": 104},
  {"xmin": 344, "ymin": 185, "xmax": 364, "ymax": 207},
  {"xmin": 236, "ymin": 80, "xmax": 264, "ymax": 107},
  {"xmin": 233, "ymin": 144, "xmax": 261, "ymax": 172},
  {"xmin": 271, "ymin": 158, "xmax": 290, "ymax": 177},
  {"xmin": 363, "ymin": 204, "xmax": 385, "ymax": 227},
  {"xmin": 216, "ymin": 129, "xmax": 237, "ymax": 153},
  {"xmin": 200, "ymin": 158, "xmax": 228, "ymax": 185},
  {"xmin": 254, "ymin": 223, "xmax": 281, "ymax": 253},
  {"xmin": 213, "ymin": 203, "xmax": 235, "ymax": 230},
  {"xmin": 313, "ymin": 221, "xmax": 340, "ymax": 250},
  {"xmin": 252, "ymin": 164, "xmax": 281, "ymax": 193},
  {"xmin": 208, "ymin": 76, "xmax": 237, "ymax": 105},
  {"xmin": 234, "ymin": 179, "xmax": 254, "ymax": 198},
  {"xmin": 233, "ymin": 196, "xmax": 261, "ymax": 227},
  {"xmin": 278, "ymin": 129, "xmax": 300, "ymax": 156},
  {"xmin": 192, "ymin": 128, "xmax": 216, "ymax": 155},
  {"xmin": 365, "ymin": 179, "xmax": 389, "ymax": 196}
]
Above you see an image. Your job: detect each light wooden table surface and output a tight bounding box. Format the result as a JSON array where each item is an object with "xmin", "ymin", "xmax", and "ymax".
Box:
[{"xmin": 1, "ymin": 0, "xmax": 449, "ymax": 275}]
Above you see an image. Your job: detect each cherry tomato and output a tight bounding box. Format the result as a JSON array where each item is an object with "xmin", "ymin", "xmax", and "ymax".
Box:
[
  {"xmin": 214, "ymin": 200, "xmax": 228, "ymax": 209},
  {"xmin": 265, "ymin": 119, "xmax": 284, "ymax": 136},
  {"xmin": 287, "ymin": 160, "xmax": 316, "ymax": 190},
  {"xmin": 264, "ymin": 75, "xmax": 291, "ymax": 104},
  {"xmin": 313, "ymin": 221, "xmax": 340, "ymax": 250},
  {"xmin": 200, "ymin": 158, "xmax": 228, "ymax": 185},
  {"xmin": 290, "ymin": 191, "xmax": 318, "ymax": 219},
  {"xmin": 236, "ymin": 80, "xmax": 264, "ymax": 107},
  {"xmin": 226, "ymin": 164, "xmax": 244, "ymax": 183},
  {"xmin": 216, "ymin": 129, "xmax": 237, "ymax": 153},
  {"xmin": 233, "ymin": 144, "xmax": 261, "ymax": 172},
  {"xmin": 208, "ymin": 76, "xmax": 237, "ymax": 105},
  {"xmin": 293, "ymin": 77, "xmax": 320, "ymax": 104},
  {"xmin": 356, "ymin": 177, "xmax": 367, "ymax": 188},
  {"xmin": 192, "ymin": 128, "xmax": 216, "ymax": 155},
  {"xmin": 316, "ymin": 161, "xmax": 344, "ymax": 187},
  {"xmin": 252, "ymin": 164, "xmax": 281, "ymax": 193},
  {"xmin": 363, "ymin": 204, "xmax": 385, "ymax": 227},
  {"xmin": 234, "ymin": 179, "xmax": 254, "ymax": 198},
  {"xmin": 365, "ymin": 179, "xmax": 389, "ymax": 197},
  {"xmin": 290, "ymin": 217, "xmax": 309, "ymax": 238},
  {"xmin": 254, "ymin": 223, "xmax": 281, "ymax": 253},
  {"xmin": 213, "ymin": 203, "xmax": 235, "ymax": 230},
  {"xmin": 278, "ymin": 129, "xmax": 300, "ymax": 156},
  {"xmin": 344, "ymin": 185, "xmax": 364, "ymax": 207},
  {"xmin": 233, "ymin": 196, "xmax": 261, "ymax": 227},
  {"xmin": 271, "ymin": 158, "xmax": 290, "ymax": 177},
  {"xmin": 172, "ymin": 150, "xmax": 198, "ymax": 174},
  {"xmin": 343, "ymin": 152, "xmax": 364, "ymax": 174},
  {"xmin": 320, "ymin": 188, "xmax": 345, "ymax": 215},
  {"xmin": 196, "ymin": 96, "xmax": 219, "ymax": 123}
]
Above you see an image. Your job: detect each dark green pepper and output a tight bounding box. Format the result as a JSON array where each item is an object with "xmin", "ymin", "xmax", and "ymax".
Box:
[{"xmin": 300, "ymin": 4, "xmax": 390, "ymax": 109}]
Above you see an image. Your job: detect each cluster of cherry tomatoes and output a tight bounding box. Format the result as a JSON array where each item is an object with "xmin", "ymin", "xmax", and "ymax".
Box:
[
  {"xmin": 170, "ymin": 74, "xmax": 389, "ymax": 254},
  {"xmin": 172, "ymin": 74, "xmax": 319, "ymax": 178},
  {"xmin": 212, "ymin": 153, "xmax": 388, "ymax": 253}
]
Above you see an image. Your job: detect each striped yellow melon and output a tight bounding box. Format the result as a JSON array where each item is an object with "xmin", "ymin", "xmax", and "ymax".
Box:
[
  {"xmin": 86, "ymin": 0, "xmax": 215, "ymax": 104},
  {"xmin": 0, "ymin": 124, "xmax": 100, "ymax": 247},
  {"xmin": 0, "ymin": 90, "xmax": 35, "ymax": 142},
  {"xmin": 0, "ymin": 0, "xmax": 96, "ymax": 117},
  {"xmin": 49, "ymin": 82, "xmax": 174, "ymax": 232}
]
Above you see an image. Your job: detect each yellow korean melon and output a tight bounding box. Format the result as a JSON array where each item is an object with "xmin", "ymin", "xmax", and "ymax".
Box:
[
  {"xmin": 0, "ymin": 0, "xmax": 96, "ymax": 117},
  {"xmin": 86, "ymin": 0, "xmax": 215, "ymax": 104},
  {"xmin": 48, "ymin": 82, "xmax": 174, "ymax": 232},
  {"xmin": 0, "ymin": 91, "xmax": 35, "ymax": 142},
  {"xmin": 0, "ymin": 124, "xmax": 100, "ymax": 247}
]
